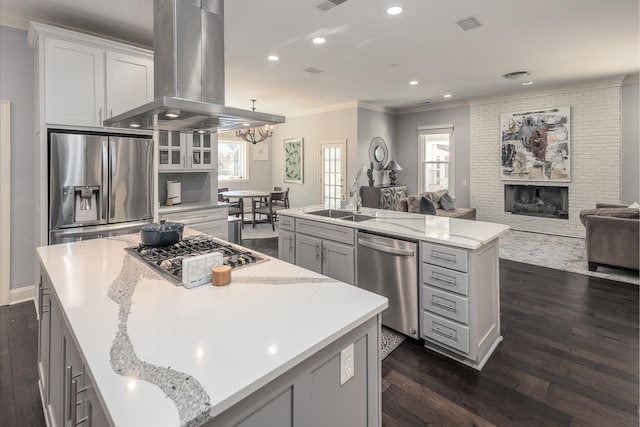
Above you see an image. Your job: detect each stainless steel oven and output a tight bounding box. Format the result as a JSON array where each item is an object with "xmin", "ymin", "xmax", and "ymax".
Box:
[{"xmin": 357, "ymin": 231, "xmax": 419, "ymax": 338}]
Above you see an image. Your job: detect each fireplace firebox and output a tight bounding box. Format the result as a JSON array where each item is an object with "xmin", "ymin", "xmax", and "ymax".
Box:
[{"xmin": 504, "ymin": 185, "xmax": 568, "ymax": 219}]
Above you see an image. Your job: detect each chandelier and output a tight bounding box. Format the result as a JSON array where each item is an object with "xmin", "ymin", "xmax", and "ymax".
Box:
[{"xmin": 235, "ymin": 99, "xmax": 274, "ymax": 144}]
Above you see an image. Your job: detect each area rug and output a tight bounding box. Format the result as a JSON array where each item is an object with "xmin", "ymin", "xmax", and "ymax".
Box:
[
  {"xmin": 240, "ymin": 216, "xmax": 279, "ymax": 239},
  {"xmin": 499, "ymin": 230, "xmax": 639, "ymax": 285},
  {"xmin": 380, "ymin": 327, "xmax": 405, "ymax": 360}
]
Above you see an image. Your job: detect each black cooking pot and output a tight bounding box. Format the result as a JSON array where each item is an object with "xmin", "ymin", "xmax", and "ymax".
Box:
[{"xmin": 140, "ymin": 219, "xmax": 184, "ymax": 246}]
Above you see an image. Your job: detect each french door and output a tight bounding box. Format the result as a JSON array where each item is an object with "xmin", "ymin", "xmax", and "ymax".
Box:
[{"xmin": 319, "ymin": 141, "xmax": 346, "ymax": 208}]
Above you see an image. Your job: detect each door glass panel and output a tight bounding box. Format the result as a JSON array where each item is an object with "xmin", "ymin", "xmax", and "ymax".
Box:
[
  {"xmin": 193, "ymin": 152, "xmax": 201, "ymax": 165},
  {"xmin": 204, "ymin": 135, "xmax": 211, "ymax": 148},
  {"xmin": 171, "ymin": 131, "xmax": 180, "ymax": 147},
  {"xmin": 203, "ymin": 151, "xmax": 211, "ymax": 164},
  {"xmin": 159, "ymin": 132, "xmax": 168, "ymax": 146},
  {"xmin": 171, "ymin": 150, "xmax": 181, "ymax": 165},
  {"xmin": 159, "ymin": 150, "xmax": 169, "ymax": 164},
  {"xmin": 193, "ymin": 134, "xmax": 201, "ymax": 148}
]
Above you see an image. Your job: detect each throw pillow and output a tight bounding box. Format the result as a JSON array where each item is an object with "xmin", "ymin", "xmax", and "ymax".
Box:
[
  {"xmin": 439, "ymin": 192, "xmax": 456, "ymax": 211},
  {"xmin": 406, "ymin": 195, "xmax": 422, "ymax": 213},
  {"xmin": 629, "ymin": 202, "xmax": 640, "ymax": 209},
  {"xmin": 428, "ymin": 189, "xmax": 449, "ymax": 204},
  {"xmin": 420, "ymin": 196, "xmax": 437, "ymax": 215}
]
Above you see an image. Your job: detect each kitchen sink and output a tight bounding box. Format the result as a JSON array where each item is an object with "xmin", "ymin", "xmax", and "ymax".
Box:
[{"xmin": 307, "ymin": 209, "xmax": 374, "ymax": 222}]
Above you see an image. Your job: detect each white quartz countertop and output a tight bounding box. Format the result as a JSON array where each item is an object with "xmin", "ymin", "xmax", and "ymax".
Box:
[
  {"xmin": 280, "ymin": 206, "xmax": 510, "ymax": 250},
  {"xmin": 159, "ymin": 201, "xmax": 228, "ymax": 215},
  {"xmin": 37, "ymin": 232, "xmax": 387, "ymax": 427}
]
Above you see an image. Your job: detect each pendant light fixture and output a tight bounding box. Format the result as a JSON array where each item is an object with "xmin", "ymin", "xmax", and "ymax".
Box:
[{"xmin": 235, "ymin": 100, "xmax": 274, "ymax": 144}]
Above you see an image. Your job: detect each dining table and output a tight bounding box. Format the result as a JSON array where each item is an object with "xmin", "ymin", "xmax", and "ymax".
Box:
[{"xmin": 220, "ymin": 190, "xmax": 286, "ymax": 226}]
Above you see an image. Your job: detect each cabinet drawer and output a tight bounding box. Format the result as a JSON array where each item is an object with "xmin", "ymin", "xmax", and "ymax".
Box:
[
  {"xmin": 423, "ymin": 286, "xmax": 469, "ymax": 324},
  {"xmin": 422, "ymin": 263, "xmax": 469, "ymax": 296},
  {"xmin": 191, "ymin": 222, "xmax": 226, "ymax": 239},
  {"xmin": 423, "ymin": 312, "xmax": 469, "ymax": 354},
  {"xmin": 279, "ymin": 215, "xmax": 295, "ymax": 232},
  {"xmin": 165, "ymin": 207, "xmax": 228, "ymax": 223},
  {"xmin": 296, "ymin": 219, "xmax": 355, "ymax": 245},
  {"xmin": 421, "ymin": 242, "xmax": 468, "ymax": 272}
]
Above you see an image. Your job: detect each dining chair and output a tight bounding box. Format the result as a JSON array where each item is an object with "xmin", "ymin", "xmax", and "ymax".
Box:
[
  {"xmin": 273, "ymin": 186, "xmax": 290, "ymax": 208},
  {"xmin": 252, "ymin": 191, "xmax": 288, "ymax": 231},
  {"xmin": 218, "ymin": 187, "xmax": 244, "ymax": 228}
]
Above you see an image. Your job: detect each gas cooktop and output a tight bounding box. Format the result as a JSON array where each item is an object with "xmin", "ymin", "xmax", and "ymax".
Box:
[{"xmin": 126, "ymin": 234, "xmax": 268, "ymax": 285}]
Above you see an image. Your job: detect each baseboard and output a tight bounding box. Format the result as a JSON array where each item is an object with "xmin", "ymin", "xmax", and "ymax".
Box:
[{"xmin": 10, "ymin": 285, "xmax": 35, "ymax": 305}]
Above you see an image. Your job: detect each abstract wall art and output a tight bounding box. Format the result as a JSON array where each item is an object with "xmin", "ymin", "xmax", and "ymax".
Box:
[
  {"xmin": 500, "ymin": 106, "xmax": 570, "ymax": 181},
  {"xmin": 284, "ymin": 137, "xmax": 304, "ymax": 184}
]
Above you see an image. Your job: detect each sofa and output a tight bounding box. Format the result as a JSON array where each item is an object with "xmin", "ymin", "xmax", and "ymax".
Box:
[
  {"xmin": 579, "ymin": 203, "xmax": 639, "ymax": 272},
  {"xmin": 396, "ymin": 189, "xmax": 476, "ymax": 220}
]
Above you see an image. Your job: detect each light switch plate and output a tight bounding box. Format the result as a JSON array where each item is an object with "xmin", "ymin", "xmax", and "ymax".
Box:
[{"xmin": 340, "ymin": 343, "xmax": 354, "ymax": 386}]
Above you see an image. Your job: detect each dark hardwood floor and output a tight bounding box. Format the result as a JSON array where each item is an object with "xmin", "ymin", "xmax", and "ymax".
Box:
[{"xmin": 2, "ymin": 238, "xmax": 637, "ymax": 427}]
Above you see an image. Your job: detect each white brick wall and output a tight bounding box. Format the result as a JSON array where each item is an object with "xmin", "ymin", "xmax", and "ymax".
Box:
[{"xmin": 470, "ymin": 86, "xmax": 621, "ymax": 237}]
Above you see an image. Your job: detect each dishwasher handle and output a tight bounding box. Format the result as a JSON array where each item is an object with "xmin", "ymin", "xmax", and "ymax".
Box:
[{"xmin": 358, "ymin": 238, "xmax": 415, "ymax": 257}]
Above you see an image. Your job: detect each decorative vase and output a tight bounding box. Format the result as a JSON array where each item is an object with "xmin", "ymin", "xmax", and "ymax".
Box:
[
  {"xmin": 389, "ymin": 170, "xmax": 398, "ymax": 185},
  {"xmin": 368, "ymin": 179, "xmax": 374, "ymax": 187}
]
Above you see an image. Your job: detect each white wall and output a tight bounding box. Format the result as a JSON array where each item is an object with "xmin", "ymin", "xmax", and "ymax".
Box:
[
  {"xmin": 0, "ymin": 26, "xmax": 36, "ymax": 290},
  {"xmin": 395, "ymin": 106, "xmax": 471, "ymax": 207},
  {"xmin": 271, "ymin": 107, "xmax": 358, "ymax": 208},
  {"xmin": 470, "ymin": 84, "xmax": 622, "ymax": 237},
  {"xmin": 621, "ymin": 80, "xmax": 639, "ymax": 204}
]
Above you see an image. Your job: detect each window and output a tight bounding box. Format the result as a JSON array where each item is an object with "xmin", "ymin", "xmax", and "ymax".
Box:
[
  {"xmin": 419, "ymin": 125, "xmax": 454, "ymax": 194},
  {"xmin": 218, "ymin": 140, "xmax": 247, "ymax": 181}
]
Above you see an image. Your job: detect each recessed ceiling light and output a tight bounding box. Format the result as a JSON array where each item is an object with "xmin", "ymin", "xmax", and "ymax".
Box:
[
  {"xmin": 130, "ymin": 123, "xmax": 140, "ymax": 128},
  {"xmin": 268, "ymin": 55, "xmax": 279, "ymax": 61},
  {"xmin": 502, "ymin": 71, "xmax": 530, "ymax": 80},
  {"xmin": 312, "ymin": 37, "xmax": 326, "ymax": 44},
  {"xmin": 242, "ymin": 123, "xmax": 251, "ymax": 126},
  {"xmin": 443, "ymin": 94, "xmax": 452, "ymax": 98},
  {"xmin": 197, "ymin": 130, "xmax": 206, "ymax": 134},
  {"xmin": 386, "ymin": 6, "xmax": 404, "ymax": 15},
  {"xmin": 165, "ymin": 112, "xmax": 179, "ymax": 118},
  {"xmin": 409, "ymin": 81, "xmax": 419, "ymax": 85},
  {"xmin": 522, "ymin": 81, "xmax": 534, "ymax": 86}
]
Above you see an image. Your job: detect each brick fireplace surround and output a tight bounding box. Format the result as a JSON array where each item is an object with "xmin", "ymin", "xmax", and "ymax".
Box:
[{"xmin": 470, "ymin": 83, "xmax": 622, "ymax": 238}]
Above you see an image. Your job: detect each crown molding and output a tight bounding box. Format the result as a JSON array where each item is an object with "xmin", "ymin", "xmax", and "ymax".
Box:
[
  {"xmin": 356, "ymin": 102, "xmax": 396, "ymax": 114},
  {"xmin": 287, "ymin": 101, "xmax": 359, "ymax": 118},
  {"xmin": 623, "ymin": 74, "xmax": 640, "ymax": 85},
  {"xmin": 468, "ymin": 76, "xmax": 626, "ymax": 106},
  {"xmin": 396, "ymin": 99, "xmax": 470, "ymax": 115},
  {"xmin": 0, "ymin": 9, "xmax": 31, "ymax": 30}
]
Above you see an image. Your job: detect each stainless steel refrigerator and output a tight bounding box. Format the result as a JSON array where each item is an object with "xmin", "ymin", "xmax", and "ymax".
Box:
[{"xmin": 49, "ymin": 132, "xmax": 154, "ymax": 244}]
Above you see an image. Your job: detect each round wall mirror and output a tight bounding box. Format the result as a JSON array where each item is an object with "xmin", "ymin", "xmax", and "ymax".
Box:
[{"xmin": 368, "ymin": 137, "xmax": 388, "ymax": 171}]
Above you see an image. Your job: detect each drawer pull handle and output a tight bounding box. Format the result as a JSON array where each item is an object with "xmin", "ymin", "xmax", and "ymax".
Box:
[
  {"xmin": 432, "ymin": 327, "xmax": 457, "ymax": 342},
  {"xmin": 431, "ymin": 301, "xmax": 456, "ymax": 312},
  {"xmin": 432, "ymin": 273, "xmax": 455, "ymax": 285},
  {"xmin": 431, "ymin": 251, "xmax": 456, "ymax": 263},
  {"xmin": 67, "ymin": 366, "xmax": 83, "ymax": 420}
]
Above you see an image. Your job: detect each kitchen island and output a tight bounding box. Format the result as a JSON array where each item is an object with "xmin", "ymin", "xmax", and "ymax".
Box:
[
  {"xmin": 36, "ymin": 232, "xmax": 388, "ymax": 427},
  {"xmin": 278, "ymin": 206, "xmax": 509, "ymax": 370}
]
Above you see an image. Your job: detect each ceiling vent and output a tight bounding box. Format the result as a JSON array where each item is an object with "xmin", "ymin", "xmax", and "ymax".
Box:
[
  {"xmin": 316, "ymin": 0, "xmax": 348, "ymax": 12},
  {"xmin": 304, "ymin": 67, "xmax": 323, "ymax": 74},
  {"xmin": 417, "ymin": 101, "xmax": 432, "ymax": 105},
  {"xmin": 502, "ymin": 71, "xmax": 531, "ymax": 80},
  {"xmin": 456, "ymin": 16, "xmax": 482, "ymax": 31}
]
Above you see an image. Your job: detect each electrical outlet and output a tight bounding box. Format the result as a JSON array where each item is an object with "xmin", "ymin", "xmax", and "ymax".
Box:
[
  {"xmin": 340, "ymin": 343, "xmax": 354, "ymax": 386},
  {"xmin": 463, "ymin": 180, "xmax": 468, "ymax": 186}
]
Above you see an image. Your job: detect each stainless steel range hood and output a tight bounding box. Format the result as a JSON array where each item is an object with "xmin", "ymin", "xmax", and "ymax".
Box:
[{"xmin": 104, "ymin": 0, "xmax": 284, "ymax": 133}]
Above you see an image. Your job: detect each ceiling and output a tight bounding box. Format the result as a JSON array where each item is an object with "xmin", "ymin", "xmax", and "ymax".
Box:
[{"xmin": 2, "ymin": 0, "xmax": 639, "ymax": 115}]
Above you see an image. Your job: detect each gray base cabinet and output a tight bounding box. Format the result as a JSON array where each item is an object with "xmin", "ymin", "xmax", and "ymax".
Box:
[
  {"xmin": 204, "ymin": 316, "xmax": 380, "ymax": 427},
  {"xmin": 278, "ymin": 230, "xmax": 296, "ymax": 264},
  {"xmin": 38, "ymin": 265, "xmax": 111, "ymax": 427},
  {"xmin": 286, "ymin": 218, "xmax": 356, "ymax": 285},
  {"xmin": 419, "ymin": 239, "xmax": 502, "ymax": 370}
]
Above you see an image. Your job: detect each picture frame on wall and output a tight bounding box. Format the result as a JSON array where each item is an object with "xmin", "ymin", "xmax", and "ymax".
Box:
[
  {"xmin": 499, "ymin": 106, "xmax": 571, "ymax": 182},
  {"xmin": 253, "ymin": 144, "xmax": 268, "ymax": 161},
  {"xmin": 284, "ymin": 137, "xmax": 304, "ymax": 184}
]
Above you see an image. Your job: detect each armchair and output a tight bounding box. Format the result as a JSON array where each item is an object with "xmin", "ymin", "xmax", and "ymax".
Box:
[{"xmin": 579, "ymin": 203, "xmax": 639, "ymax": 271}]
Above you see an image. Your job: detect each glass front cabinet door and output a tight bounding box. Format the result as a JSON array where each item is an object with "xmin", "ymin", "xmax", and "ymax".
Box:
[
  {"xmin": 188, "ymin": 133, "xmax": 217, "ymax": 171},
  {"xmin": 158, "ymin": 131, "xmax": 186, "ymax": 171}
]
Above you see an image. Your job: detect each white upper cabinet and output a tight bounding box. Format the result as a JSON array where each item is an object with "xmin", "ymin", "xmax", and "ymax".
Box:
[
  {"xmin": 158, "ymin": 132, "xmax": 217, "ymax": 172},
  {"xmin": 44, "ymin": 38, "xmax": 105, "ymax": 127},
  {"xmin": 105, "ymin": 52, "xmax": 153, "ymax": 119},
  {"xmin": 33, "ymin": 23, "xmax": 154, "ymax": 129}
]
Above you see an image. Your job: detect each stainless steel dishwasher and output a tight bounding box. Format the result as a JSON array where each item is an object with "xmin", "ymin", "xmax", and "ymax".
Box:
[{"xmin": 357, "ymin": 231, "xmax": 419, "ymax": 338}]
